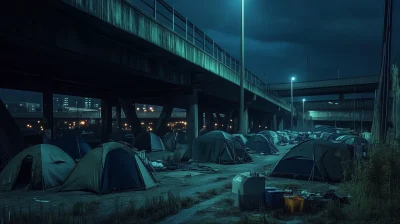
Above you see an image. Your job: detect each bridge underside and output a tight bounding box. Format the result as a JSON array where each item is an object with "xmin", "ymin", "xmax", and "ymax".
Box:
[{"xmin": 0, "ymin": 0, "xmax": 284, "ymax": 115}]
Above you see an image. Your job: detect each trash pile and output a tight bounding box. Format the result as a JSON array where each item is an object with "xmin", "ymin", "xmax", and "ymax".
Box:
[{"xmin": 263, "ymin": 186, "xmax": 350, "ymax": 213}]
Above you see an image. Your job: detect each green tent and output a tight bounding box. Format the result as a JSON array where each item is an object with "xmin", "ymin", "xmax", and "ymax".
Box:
[
  {"xmin": 271, "ymin": 140, "xmax": 350, "ymax": 182},
  {"xmin": 59, "ymin": 142, "xmax": 157, "ymax": 195},
  {"xmin": 0, "ymin": 144, "xmax": 75, "ymax": 191},
  {"xmin": 181, "ymin": 131, "xmax": 252, "ymax": 164}
]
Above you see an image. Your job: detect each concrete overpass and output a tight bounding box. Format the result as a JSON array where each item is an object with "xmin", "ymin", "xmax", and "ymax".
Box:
[
  {"xmin": 268, "ymin": 76, "xmax": 379, "ymax": 97},
  {"xmin": 294, "ymin": 98, "xmax": 374, "ymax": 111},
  {"xmin": 0, "ymin": 0, "xmax": 294, "ymax": 141}
]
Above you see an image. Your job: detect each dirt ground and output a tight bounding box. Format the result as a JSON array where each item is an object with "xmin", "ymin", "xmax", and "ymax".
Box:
[{"xmin": 0, "ymin": 144, "xmax": 331, "ymax": 223}]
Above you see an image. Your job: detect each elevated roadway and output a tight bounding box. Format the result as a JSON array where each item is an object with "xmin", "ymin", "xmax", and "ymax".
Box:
[
  {"xmin": 0, "ymin": 0, "xmax": 290, "ymax": 114},
  {"xmin": 268, "ymin": 76, "xmax": 379, "ymax": 97}
]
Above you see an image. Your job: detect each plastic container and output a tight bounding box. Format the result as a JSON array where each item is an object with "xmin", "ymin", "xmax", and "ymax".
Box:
[
  {"xmin": 284, "ymin": 196, "xmax": 305, "ymax": 213},
  {"xmin": 265, "ymin": 190, "xmax": 285, "ymax": 209},
  {"xmin": 232, "ymin": 173, "xmax": 265, "ymax": 210}
]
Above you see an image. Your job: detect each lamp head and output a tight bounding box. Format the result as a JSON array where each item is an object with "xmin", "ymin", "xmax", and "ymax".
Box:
[
  {"xmin": 303, "ymin": 98, "xmax": 306, "ymax": 102},
  {"xmin": 291, "ymin": 77, "xmax": 296, "ymax": 81}
]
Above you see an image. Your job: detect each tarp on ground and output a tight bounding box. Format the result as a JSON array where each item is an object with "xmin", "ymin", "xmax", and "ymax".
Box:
[
  {"xmin": 181, "ymin": 130, "xmax": 252, "ymax": 164},
  {"xmin": 53, "ymin": 132, "xmax": 91, "ymax": 160},
  {"xmin": 59, "ymin": 142, "xmax": 157, "ymax": 195},
  {"xmin": 270, "ymin": 140, "xmax": 350, "ymax": 182},
  {"xmin": 245, "ymin": 134, "xmax": 279, "ymax": 155},
  {"xmin": 163, "ymin": 132, "xmax": 178, "ymax": 151},
  {"xmin": 135, "ymin": 132, "xmax": 165, "ymax": 153},
  {"xmin": 0, "ymin": 144, "xmax": 75, "ymax": 191}
]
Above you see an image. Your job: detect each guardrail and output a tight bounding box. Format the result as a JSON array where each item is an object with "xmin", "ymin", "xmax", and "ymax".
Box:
[
  {"xmin": 268, "ymin": 75, "xmax": 380, "ymax": 90},
  {"xmin": 98, "ymin": 0, "xmax": 289, "ymax": 109}
]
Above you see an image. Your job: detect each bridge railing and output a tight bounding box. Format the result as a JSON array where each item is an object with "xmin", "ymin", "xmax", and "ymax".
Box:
[{"xmin": 136, "ymin": 0, "xmax": 290, "ymax": 109}]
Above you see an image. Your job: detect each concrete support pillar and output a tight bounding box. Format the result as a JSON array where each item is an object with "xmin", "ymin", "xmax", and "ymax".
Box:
[
  {"xmin": 339, "ymin": 94, "xmax": 344, "ymax": 101},
  {"xmin": 115, "ymin": 103, "xmax": 122, "ymax": 130},
  {"xmin": 272, "ymin": 114, "xmax": 277, "ymax": 131},
  {"xmin": 100, "ymin": 100, "xmax": 112, "ymax": 143},
  {"xmin": 42, "ymin": 91, "xmax": 54, "ymax": 143},
  {"xmin": 119, "ymin": 99, "xmax": 143, "ymax": 136},
  {"xmin": 155, "ymin": 105, "xmax": 173, "ymax": 136},
  {"xmin": 187, "ymin": 89, "xmax": 199, "ymax": 143},
  {"xmin": 243, "ymin": 109, "xmax": 249, "ymax": 134},
  {"xmin": 278, "ymin": 116, "xmax": 284, "ymax": 131},
  {"xmin": 0, "ymin": 99, "xmax": 23, "ymax": 168}
]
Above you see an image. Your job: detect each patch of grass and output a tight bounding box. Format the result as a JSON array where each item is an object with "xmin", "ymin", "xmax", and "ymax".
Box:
[
  {"xmin": 72, "ymin": 200, "xmax": 100, "ymax": 216},
  {"xmin": 180, "ymin": 196, "xmax": 200, "ymax": 208},
  {"xmin": 340, "ymin": 144, "xmax": 400, "ymax": 223},
  {"xmin": 215, "ymin": 176, "xmax": 229, "ymax": 181},
  {"xmin": 223, "ymin": 181, "xmax": 232, "ymax": 190},
  {"xmin": 197, "ymin": 189, "xmax": 218, "ymax": 200}
]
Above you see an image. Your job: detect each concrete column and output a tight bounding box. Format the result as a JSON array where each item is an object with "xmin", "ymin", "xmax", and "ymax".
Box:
[
  {"xmin": 42, "ymin": 91, "xmax": 54, "ymax": 143},
  {"xmin": 116, "ymin": 104, "xmax": 122, "ymax": 130},
  {"xmin": 101, "ymin": 100, "xmax": 112, "ymax": 143},
  {"xmin": 155, "ymin": 105, "xmax": 173, "ymax": 136},
  {"xmin": 339, "ymin": 94, "xmax": 344, "ymax": 101},
  {"xmin": 243, "ymin": 109, "xmax": 249, "ymax": 134},
  {"xmin": 119, "ymin": 99, "xmax": 143, "ymax": 136},
  {"xmin": 272, "ymin": 114, "xmax": 277, "ymax": 131},
  {"xmin": 187, "ymin": 89, "xmax": 199, "ymax": 142}
]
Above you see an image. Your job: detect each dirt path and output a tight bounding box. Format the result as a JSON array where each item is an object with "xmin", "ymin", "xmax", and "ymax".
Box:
[{"xmin": 0, "ymin": 145, "xmax": 293, "ymax": 222}]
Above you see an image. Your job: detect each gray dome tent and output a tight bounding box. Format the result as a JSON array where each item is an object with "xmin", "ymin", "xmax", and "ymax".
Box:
[
  {"xmin": 270, "ymin": 140, "xmax": 350, "ymax": 182},
  {"xmin": 59, "ymin": 142, "xmax": 157, "ymax": 195},
  {"xmin": 0, "ymin": 144, "xmax": 75, "ymax": 191},
  {"xmin": 245, "ymin": 134, "xmax": 279, "ymax": 155},
  {"xmin": 181, "ymin": 131, "xmax": 252, "ymax": 164},
  {"xmin": 135, "ymin": 132, "xmax": 165, "ymax": 153}
]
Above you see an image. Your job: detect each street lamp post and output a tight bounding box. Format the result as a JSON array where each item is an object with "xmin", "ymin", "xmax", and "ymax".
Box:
[
  {"xmin": 302, "ymin": 98, "xmax": 306, "ymax": 127},
  {"xmin": 239, "ymin": 0, "xmax": 246, "ymax": 134},
  {"xmin": 290, "ymin": 77, "xmax": 295, "ymax": 130}
]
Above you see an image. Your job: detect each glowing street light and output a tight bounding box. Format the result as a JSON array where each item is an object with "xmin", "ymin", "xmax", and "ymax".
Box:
[
  {"xmin": 290, "ymin": 76, "xmax": 296, "ymax": 129},
  {"xmin": 302, "ymin": 98, "xmax": 306, "ymax": 126}
]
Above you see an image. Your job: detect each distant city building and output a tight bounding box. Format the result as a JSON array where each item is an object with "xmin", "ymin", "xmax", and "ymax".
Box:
[
  {"xmin": 84, "ymin": 97, "xmax": 92, "ymax": 109},
  {"xmin": 63, "ymin": 97, "xmax": 69, "ymax": 107},
  {"xmin": 4, "ymin": 102, "xmax": 40, "ymax": 112}
]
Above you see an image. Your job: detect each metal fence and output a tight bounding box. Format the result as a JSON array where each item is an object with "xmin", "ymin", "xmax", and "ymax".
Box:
[{"xmin": 133, "ymin": 0, "xmax": 290, "ymax": 109}]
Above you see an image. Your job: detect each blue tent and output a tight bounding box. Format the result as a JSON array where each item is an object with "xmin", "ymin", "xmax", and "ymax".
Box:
[{"xmin": 54, "ymin": 132, "xmax": 91, "ymax": 160}]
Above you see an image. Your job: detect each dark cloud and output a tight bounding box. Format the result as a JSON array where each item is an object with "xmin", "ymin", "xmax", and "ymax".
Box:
[{"xmin": 165, "ymin": 0, "xmax": 400, "ymax": 83}]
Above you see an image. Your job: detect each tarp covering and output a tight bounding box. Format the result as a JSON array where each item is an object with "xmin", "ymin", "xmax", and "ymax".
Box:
[
  {"xmin": 0, "ymin": 144, "xmax": 75, "ymax": 191},
  {"xmin": 135, "ymin": 132, "xmax": 165, "ymax": 152},
  {"xmin": 271, "ymin": 140, "xmax": 350, "ymax": 182},
  {"xmin": 164, "ymin": 132, "xmax": 178, "ymax": 151},
  {"xmin": 54, "ymin": 132, "xmax": 91, "ymax": 160},
  {"xmin": 245, "ymin": 134, "xmax": 278, "ymax": 155},
  {"xmin": 181, "ymin": 130, "xmax": 252, "ymax": 164},
  {"xmin": 59, "ymin": 142, "xmax": 157, "ymax": 195}
]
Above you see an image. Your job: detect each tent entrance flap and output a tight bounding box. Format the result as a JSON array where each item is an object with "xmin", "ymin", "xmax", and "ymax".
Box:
[
  {"xmin": 100, "ymin": 149, "xmax": 144, "ymax": 194},
  {"xmin": 14, "ymin": 156, "xmax": 33, "ymax": 190}
]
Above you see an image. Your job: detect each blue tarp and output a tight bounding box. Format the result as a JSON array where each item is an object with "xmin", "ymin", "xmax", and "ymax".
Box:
[{"xmin": 54, "ymin": 132, "xmax": 91, "ymax": 160}]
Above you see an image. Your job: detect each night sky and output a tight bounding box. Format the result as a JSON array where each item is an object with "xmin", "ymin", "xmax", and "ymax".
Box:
[
  {"xmin": 166, "ymin": 0, "xmax": 399, "ymax": 83},
  {"xmin": 0, "ymin": 0, "xmax": 398, "ymax": 103}
]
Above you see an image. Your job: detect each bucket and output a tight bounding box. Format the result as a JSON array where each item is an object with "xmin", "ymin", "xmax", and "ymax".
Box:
[
  {"xmin": 265, "ymin": 190, "xmax": 284, "ymax": 209},
  {"xmin": 284, "ymin": 196, "xmax": 305, "ymax": 213}
]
